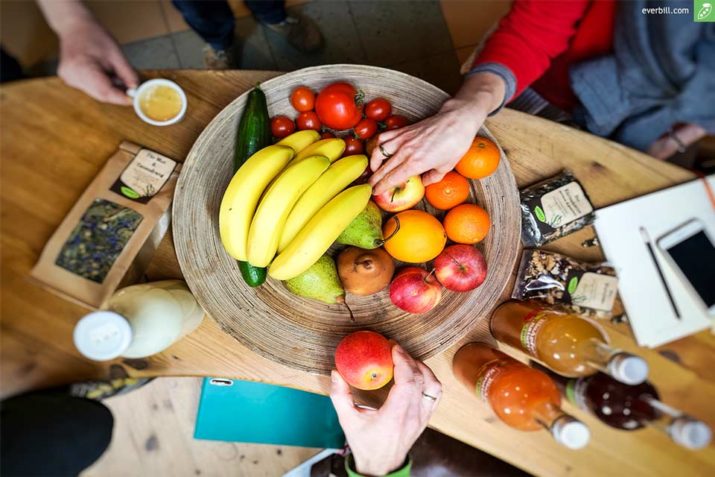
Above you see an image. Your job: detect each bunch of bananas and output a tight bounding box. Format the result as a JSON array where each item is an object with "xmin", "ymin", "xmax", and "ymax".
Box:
[{"xmin": 219, "ymin": 130, "xmax": 372, "ymax": 281}]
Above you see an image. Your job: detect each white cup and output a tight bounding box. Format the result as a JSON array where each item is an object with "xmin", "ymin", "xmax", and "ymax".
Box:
[{"xmin": 127, "ymin": 79, "xmax": 187, "ymax": 127}]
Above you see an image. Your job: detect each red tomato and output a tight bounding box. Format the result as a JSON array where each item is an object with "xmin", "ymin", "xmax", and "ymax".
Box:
[
  {"xmin": 320, "ymin": 131, "xmax": 336, "ymax": 139},
  {"xmin": 344, "ymin": 137, "xmax": 364, "ymax": 156},
  {"xmin": 290, "ymin": 86, "xmax": 315, "ymax": 113},
  {"xmin": 296, "ymin": 111, "xmax": 321, "ymax": 131},
  {"xmin": 365, "ymin": 98, "xmax": 392, "ymax": 122},
  {"xmin": 315, "ymin": 82, "xmax": 362, "ymax": 130},
  {"xmin": 354, "ymin": 118, "xmax": 378, "ymax": 140},
  {"xmin": 270, "ymin": 115, "xmax": 295, "ymax": 138},
  {"xmin": 385, "ymin": 114, "xmax": 409, "ymax": 130}
]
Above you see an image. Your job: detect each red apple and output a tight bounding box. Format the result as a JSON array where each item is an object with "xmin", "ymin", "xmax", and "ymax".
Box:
[
  {"xmin": 434, "ymin": 244, "xmax": 487, "ymax": 292},
  {"xmin": 373, "ymin": 176, "xmax": 425, "ymax": 212},
  {"xmin": 389, "ymin": 266, "xmax": 442, "ymax": 314},
  {"xmin": 335, "ymin": 331, "xmax": 394, "ymax": 390}
]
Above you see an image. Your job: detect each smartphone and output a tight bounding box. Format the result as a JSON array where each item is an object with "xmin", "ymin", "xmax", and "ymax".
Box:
[{"xmin": 657, "ymin": 219, "xmax": 715, "ymax": 316}]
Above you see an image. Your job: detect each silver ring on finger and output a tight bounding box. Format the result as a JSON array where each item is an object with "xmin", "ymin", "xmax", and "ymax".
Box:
[
  {"xmin": 379, "ymin": 143, "xmax": 393, "ymax": 158},
  {"xmin": 421, "ymin": 392, "xmax": 438, "ymax": 402}
]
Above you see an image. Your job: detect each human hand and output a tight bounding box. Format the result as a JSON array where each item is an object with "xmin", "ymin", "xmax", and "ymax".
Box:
[
  {"xmin": 57, "ymin": 18, "xmax": 139, "ymax": 105},
  {"xmin": 330, "ymin": 344, "xmax": 442, "ymax": 476},
  {"xmin": 646, "ymin": 123, "xmax": 706, "ymax": 160},
  {"xmin": 368, "ymin": 72, "xmax": 506, "ymax": 195}
]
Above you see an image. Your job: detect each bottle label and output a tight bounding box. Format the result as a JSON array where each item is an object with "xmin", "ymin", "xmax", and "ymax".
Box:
[
  {"xmin": 475, "ymin": 362, "xmax": 503, "ymax": 402},
  {"xmin": 565, "ymin": 378, "xmax": 587, "ymax": 410},
  {"xmin": 520, "ymin": 311, "xmax": 547, "ymax": 356}
]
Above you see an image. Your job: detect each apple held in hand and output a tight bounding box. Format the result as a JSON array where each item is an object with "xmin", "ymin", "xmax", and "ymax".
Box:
[
  {"xmin": 335, "ymin": 331, "xmax": 394, "ymax": 390},
  {"xmin": 373, "ymin": 176, "xmax": 425, "ymax": 212},
  {"xmin": 390, "ymin": 267, "xmax": 442, "ymax": 314},
  {"xmin": 434, "ymin": 244, "xmax": 487, "ymax": 292}
]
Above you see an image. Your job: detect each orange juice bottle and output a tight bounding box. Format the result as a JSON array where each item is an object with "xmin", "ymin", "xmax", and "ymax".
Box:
[
  {"xmin": 453, "ymin": 343, "xmax": 590, "ymax": 449},
  {"xmin": 490, "ymin": 301, "xmax": 648, "ymax": 384}
]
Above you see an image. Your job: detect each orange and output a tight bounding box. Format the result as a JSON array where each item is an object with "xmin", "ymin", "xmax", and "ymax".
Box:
[
  {"xmin": 443, "ymin": 203, "xmax": 491, "ymax": 244},
  {"xmin": 383, "ymin": 210, "xmax": 447, "ymax": 263},
  {"xmin": 455, "ymin": 137, "xmax": 500, "ymax": 179},
  {"xmin": 425, "ymin": 171, "xmax": 470, "ymax": 210}
]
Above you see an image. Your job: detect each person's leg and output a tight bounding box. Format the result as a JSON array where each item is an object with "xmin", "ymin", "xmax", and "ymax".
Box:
[
  {"xmin": 244, "ymin": 0, "xmax": 287, "ymax": 24},
  {"xmin": 1, "ymin": 391, "xmax": 113, "ymax": 475},
  {"xmin": 244, "ymin": 0, "xmax": 323, "ymax": 53},
  {"xmin": 172, "ymin": 0, "xmax": 235, "ymax": 51}
]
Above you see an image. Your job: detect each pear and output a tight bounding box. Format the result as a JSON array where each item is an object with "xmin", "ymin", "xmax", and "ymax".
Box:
[
  {"xmin": 284, "ymin": 254, "xmax": 345, "ymax": 304},
  {"xmin": 336, "ymin": 201, "xmax": 383, "ymax": 249}
]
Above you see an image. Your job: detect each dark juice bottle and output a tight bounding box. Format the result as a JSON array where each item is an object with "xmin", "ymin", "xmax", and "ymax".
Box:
[
  {"xmin": 490, "ymin": 301, "xmax": 649, "ymax": 384},
  {"xmin": 453, "ymin": 343, "xmax": 590, "ymax": 449},
  {"xmin": 536, "ymin": 364, "xmax": 712, "ymax": 449}
]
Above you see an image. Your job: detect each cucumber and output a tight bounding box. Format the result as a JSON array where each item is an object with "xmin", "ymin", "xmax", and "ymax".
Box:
[
  {"xmin": 234, "ymin": 86, "xmax": 272, "ymax": 287},
  {"xmin": 238, "ymin": 261, "xmax": 267, "ymax": 288},
  {"xmin": 235, "ymin": 87, "xmax": 272, "ymax": 171}
]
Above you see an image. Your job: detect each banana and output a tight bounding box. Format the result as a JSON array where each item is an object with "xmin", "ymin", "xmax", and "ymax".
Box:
[
  {"xmin": 289, "ymin": 138, "xmax": 346, "ymax": 165},
  {"xmin": 269, "ymin": 184, "xmax": 373, "ymax": 280},
  {"xmin": 246, "ymin": 155, "xmax": 331, "ymax": 267},
  {"xmin": 279, "ymin": 155, "xmax": 368, "ymax": 251},
  {"xmin": 219, "ymin": 145, "xmax": 295, "ymax": 261},
  {"xmin": 276, "ymin": 130, "xmax": 321, "ymax": 153}
]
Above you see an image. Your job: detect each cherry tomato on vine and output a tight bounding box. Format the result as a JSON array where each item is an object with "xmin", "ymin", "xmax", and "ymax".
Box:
[
  {"xmin": 365, "ymin": 98, "xmax": 392, "ymax": 122},
  {"xmin": 315, "ymin": 82, "xmax": 362, "ymax": 130},
  {"xmin": 270, "ymin": 115, "xmax": 295, "ymax": 138},
  {"xmin": 296, "ymin": 111, "xmax": 321, "ymax": 131},
  {"xmin": 385, "ymin": 114, "xmax": 409, "ymax": 130},
  {"xmin": 344, "ymin": 137, "xmax": 364, "ymax": 156},
  {"xmin": 320, "ymin": 131, "xmax": 336, "ymax": 139},
  {"xmin": 354, "ymin": 118, "xmax": 378, "ymax": 140},
  {"xmin": 290, "ymin": 86, "xmax": 315, "ymax": 113}
]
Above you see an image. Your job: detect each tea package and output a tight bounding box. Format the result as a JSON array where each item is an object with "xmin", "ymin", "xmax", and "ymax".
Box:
[
  {"xmin": 31, "ymin": 142, "xmax": 180, "ymax": 308},
  {"xmin": 513, "ymin": 249, "xmax": 619, "ymax": 319},
  {"xmin": 520, "ymin": 170, "xmax": 595, "ymax": 247}
]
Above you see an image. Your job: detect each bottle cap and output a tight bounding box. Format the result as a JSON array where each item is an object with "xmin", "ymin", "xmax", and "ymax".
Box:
[
  {"xmin": 607, "ymin": 353, "xmax": 649, "ymax": 385},
  {"xmin": 551, "ymin": 416, "xmax": 591, "ymax": 449},
  {"xmin": 669, "ymin": 417, "xmax": 712, "ymax": 449},
  {"xmin": 73, "ymin": 311, "xmax": 132, "ymax": 361}
]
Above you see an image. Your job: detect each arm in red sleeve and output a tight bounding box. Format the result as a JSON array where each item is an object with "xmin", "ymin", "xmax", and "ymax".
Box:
[{"xmin": 472, "ymin": 0, "xmax": 591, "ymax": 101}]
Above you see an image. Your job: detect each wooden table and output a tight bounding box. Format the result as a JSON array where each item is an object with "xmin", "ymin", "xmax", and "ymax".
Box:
[{"xmin": 1, "ymin": 70, "xmax": 714, "ymax": 477}]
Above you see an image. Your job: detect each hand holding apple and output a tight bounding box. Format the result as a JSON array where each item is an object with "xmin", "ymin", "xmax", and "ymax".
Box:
[
  {"xmin": 330, "ymin": 344, "xmax": 442, "ymax": 476},
  {"xmin": 335, "ymin": 331, "xmax": 394, "ymax": 391},
  {"xmin": 373, "ymin": 176, "xmax": 425, "ymax": 212}
]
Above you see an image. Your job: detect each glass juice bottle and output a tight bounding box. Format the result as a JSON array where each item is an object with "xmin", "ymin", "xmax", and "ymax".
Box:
[
  {"xmin": 74, "ymin": 280, "xmax": 204, "ymax": 361},
  {"xmin": 490, "ymin": 301, "xmax": 648, "ymax": 385},
  {"xmin": 453, "ymin": 342, "xmax": 591, "ymax": 449},
  {"xmin": 538, "ymin": 365, "xmax": 712, "ymax": 450}
]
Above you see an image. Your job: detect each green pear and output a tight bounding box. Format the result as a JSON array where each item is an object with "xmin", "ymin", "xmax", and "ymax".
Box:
[
  {"xmin": 284, "ymin": 254, "xmax": 345, "ymax": 304},
  {"xmin": 336, "ymin": 200, "xmax": 383, "ymax": 249}
]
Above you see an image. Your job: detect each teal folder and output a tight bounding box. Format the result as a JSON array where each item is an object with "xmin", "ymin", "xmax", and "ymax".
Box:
[{"xmin": 194, "ymin": 378, "xmax": 345, "ymax": 449}]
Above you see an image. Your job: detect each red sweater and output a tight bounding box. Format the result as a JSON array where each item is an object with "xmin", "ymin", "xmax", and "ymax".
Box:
[{"xmin": 474, "ymin": 0, "xmax": 616, "ymax": 111}]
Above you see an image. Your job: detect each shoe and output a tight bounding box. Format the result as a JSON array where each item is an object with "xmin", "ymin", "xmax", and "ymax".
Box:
[
  {"xmin": 264, "ymin": 15, "xmax": 323, "ymax": 53},
  {"xmin": 202, "ymin": 45, "xmax": 238, "ymax": 70}
]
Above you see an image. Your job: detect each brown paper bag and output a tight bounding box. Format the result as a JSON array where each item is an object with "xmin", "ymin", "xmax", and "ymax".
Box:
[{"xmin": 31, "ymin": 141, "xmax": 180, "ymax": 308}]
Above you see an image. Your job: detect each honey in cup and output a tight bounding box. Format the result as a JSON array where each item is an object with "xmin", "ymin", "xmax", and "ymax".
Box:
[{"xmin": 138, "ymin": 84, "xmax": 183, "ymax": 122}]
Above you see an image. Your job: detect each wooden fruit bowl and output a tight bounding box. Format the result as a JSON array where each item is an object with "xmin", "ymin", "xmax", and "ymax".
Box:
[{"xmin": 173, "ymin": 64, "xmax": 521, "ymax": 374}]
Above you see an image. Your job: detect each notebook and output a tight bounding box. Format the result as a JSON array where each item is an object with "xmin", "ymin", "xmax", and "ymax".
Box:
[
  {"xmin": 194, "ymin": 378, "xmax": 345, "ymax": 449},
  {"xmin": 594, "ymin": 176, "xmax": 714, "ymax": 347}
]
